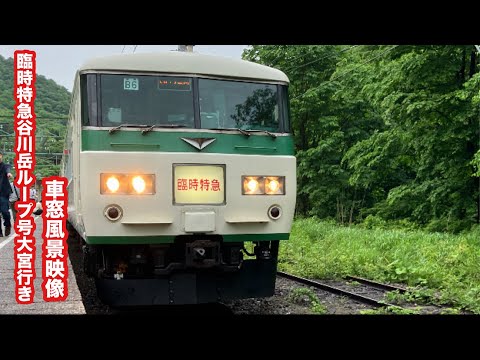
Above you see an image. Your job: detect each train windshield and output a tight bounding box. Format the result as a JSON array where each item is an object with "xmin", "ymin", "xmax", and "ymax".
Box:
[
  {"xmin": 100, "ymin": 74, "xmax": 195, "ymax": 127},
  {"xmin": 94, "ymin": 74, "xmax": 287, "ymax": 132},
  {"xmin": 198, "ymin": 79, "xmax": 280, "ymax": 132}
]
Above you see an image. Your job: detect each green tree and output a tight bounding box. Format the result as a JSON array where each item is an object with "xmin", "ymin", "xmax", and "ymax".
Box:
[
  {"xmin": 244, "ymin": 45, "xmax": 480, "ymax": 232},
  {"xmin": 0, "ymin": 54, "xmax": 70, "ymax": 179},
  {"xmin": 345, "ymin": 46, "xmax": 480, "ymax": 231}
]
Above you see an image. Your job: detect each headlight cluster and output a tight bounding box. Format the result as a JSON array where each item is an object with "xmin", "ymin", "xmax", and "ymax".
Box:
[
  {"xmin": 242, "ymin": 176, "xmax": 285, "ymax": 195},
  {"xmin": 100, "ymin": 174, "xmax": 155, "ymax": 195}
]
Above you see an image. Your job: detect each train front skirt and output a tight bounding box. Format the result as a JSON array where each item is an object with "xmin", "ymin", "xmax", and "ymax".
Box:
[{"xmin": 95, "ymin": 258, "xmax": 278, "ymax": 306}]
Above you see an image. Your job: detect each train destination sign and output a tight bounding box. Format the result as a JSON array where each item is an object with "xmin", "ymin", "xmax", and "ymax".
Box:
[
  {"xmin": 158, "ymin": 77, "xmax": 192, "ymax": 91},
  {"xmin": 174, "ymin": 165, "xmax": 225, "ymax": 204}
]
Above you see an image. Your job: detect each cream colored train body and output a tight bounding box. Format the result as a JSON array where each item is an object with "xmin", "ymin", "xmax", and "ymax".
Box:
[{"xmin": 62, "ymin": 50, "xmax": 296, "ymax": 306}]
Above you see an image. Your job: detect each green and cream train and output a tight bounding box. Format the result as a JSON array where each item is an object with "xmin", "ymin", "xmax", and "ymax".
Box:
[{"xmin": 61, "ymin": 49, "xmax": 296, "ymax": 306}]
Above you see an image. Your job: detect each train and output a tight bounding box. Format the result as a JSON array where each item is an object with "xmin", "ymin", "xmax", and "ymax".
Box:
[{"xmin": 61, "ymin": 47, "xmax": 296, "ymax": 306}]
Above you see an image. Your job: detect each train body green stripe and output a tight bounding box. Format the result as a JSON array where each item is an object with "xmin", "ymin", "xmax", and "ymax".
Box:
[
  {"xmin": 81, "ymin": 129, "xmax": 294, "ymax": 156},
  {"xmin": 86, "ymin": 233, "xmax": 289, "ymax": 244}
]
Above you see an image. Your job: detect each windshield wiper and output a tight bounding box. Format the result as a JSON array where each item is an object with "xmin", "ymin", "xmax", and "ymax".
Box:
[
  {"xmin": 108, "ymin": 124, "xmax": 150, "ymax": 134},
  {"xmin": 243, "ymin": 129, "xmax": 277, "ymax": 139},
  {"xmin": 141, "ymin": 124, "xmax": 187, "ymax": 135},
  {"xmin": 207, "ymin": 128, "xmax": 251, "ymax": 137},
  {"xmin": 207, "ymin": 128, "xmax": 277, "ymax": 138}
]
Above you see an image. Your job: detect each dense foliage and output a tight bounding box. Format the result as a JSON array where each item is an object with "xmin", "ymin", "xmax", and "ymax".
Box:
[
  {"xmin": 280, "ymin": 218, "xmax": 480, "ymax": 313},
  {"xmin": 0, "ymin": 54, "xmax": 70, "ymax": 178},
  {"xmin": 243, "ymin": 45, "xmax": 480, "ymax": 232}
]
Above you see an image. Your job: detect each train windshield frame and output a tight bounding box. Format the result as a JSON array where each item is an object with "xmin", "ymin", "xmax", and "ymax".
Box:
[
  {"xmin": 99, "ymin": 74, "xmax": 195, "ymax": 128},
  {"xmin": 198, "ymin": 78, "xmax": 281, "ymax": 132},
  {"xmin": 81, "ymin": 73, "xmax": 290, "ymax": 133}
]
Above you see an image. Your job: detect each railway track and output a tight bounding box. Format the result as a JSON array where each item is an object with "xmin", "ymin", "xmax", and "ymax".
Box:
[
  {"xmin": 345, "ymin": 275, "xmax": 407, "ymax": 294},
  {"xmin": 277, "ymin": 271, "xmax": 404, "ymax": 309}
]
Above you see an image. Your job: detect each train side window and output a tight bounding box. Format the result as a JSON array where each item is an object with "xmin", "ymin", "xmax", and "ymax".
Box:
[{"xmin": 81, "ymin": 74, "xmax": 98, "ymax": 126}]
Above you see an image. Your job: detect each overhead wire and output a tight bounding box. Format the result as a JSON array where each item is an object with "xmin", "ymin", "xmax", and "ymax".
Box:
[
  {"xmin": 255, "ymin": 45, "xmax": 358, "ymax": 73},
  {"xmin": 291, "ymin": 45, "xmax": 399, "ymax": 100},
  {"xmin": 329, "ymin": 45, "xmax": 399, "ymax": 82},
  {"xmin": 284, "ymin": 45, "xmax": 359, "ymax": 73}
]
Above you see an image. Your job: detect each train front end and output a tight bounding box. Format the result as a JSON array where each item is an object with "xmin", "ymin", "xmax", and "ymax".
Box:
[{"xmin": 64, "ymin": 52, "xmax": 296, "ymax": 306}]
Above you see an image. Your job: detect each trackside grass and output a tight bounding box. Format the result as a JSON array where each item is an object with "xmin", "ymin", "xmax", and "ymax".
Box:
[{"xmin": 278, "ymin": 218, "xmax": 480, "ymax": 314}]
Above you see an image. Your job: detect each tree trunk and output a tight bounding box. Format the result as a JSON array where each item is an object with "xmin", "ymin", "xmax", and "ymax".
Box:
[
  {"xmin": 349, "ymin": 188, "xmax": 357, "ymax": 225},
  {"xmin": 300, "ymin": 114, "xmax": 307, "ymax": 151},
  {"xmin": 469, "ymin": 50, "xmax": 480, "ymax": 223},
  {"xmin": 469, "ymin": 49, "xmax": 476, "ymax": 78},
  {"xmin": 459, "ymin": 48, "xmax": 466, "ymax": 83}
]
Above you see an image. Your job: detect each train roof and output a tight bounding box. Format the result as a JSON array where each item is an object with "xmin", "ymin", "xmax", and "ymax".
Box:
[{"xmin": 78, "ymin": 51, "xmax": 289, "ymax": 84}]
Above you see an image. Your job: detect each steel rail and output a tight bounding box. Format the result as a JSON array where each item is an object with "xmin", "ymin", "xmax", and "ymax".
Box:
[
  {"xmin": 277, "ymin": 271, "xmax": 397, "ymax": 308},
  {"xmin": 345, "ymin": 275, "xmax": 407, "ymax": 294}
]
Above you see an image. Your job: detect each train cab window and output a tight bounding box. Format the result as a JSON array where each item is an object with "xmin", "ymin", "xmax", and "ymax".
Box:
[
  {"xmin": 99, "ymin": 74, "xmax": 195, "ymax": 128},
  {"xmin": 199, "ymin": 79, "xmax": 280, "ymax": 132}
]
